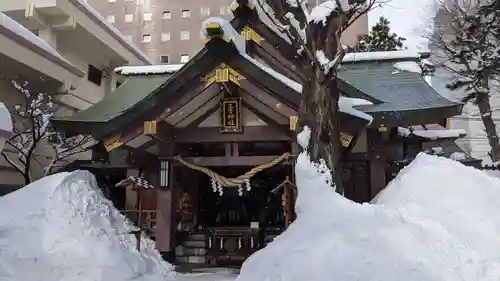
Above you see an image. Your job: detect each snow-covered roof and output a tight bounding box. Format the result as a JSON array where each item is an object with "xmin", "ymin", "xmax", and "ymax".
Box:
[
  {"xmin": 343, "ymin": 51, "xmax": 422, "ymax": 63},
  {"xmin": 398, "ymin": 125, "xmax": 467, "ymax": 140},
  {"xmin": 69, "ymin": 0, "xmax": 152, "ymax": 64},
  {"xmin": 114, "ymin": 64, "xmax": 184, "ymax": 76},
  {"xmin": 393, "ymin": 61, "xmax": 422, "ymax": 74},
  {"xmin": 202, "ymin": 17, "xmax": 246, "ymax": 54},
  {"xmin": 0, "ymin": 12, "xmax": 66, "ymax": 62}
]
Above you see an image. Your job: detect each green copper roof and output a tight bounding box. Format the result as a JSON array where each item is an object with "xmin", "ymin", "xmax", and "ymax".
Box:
[{"xmin": 56, "ymin": 75, "xmax": 170, "ymax": 123}]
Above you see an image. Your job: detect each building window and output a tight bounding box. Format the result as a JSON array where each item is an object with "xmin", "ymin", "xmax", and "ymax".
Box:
[
  {"xmin": 161, "ymin": 32, "xmax": 171, "ymax": 42},
  {"xmin": 160, "ymin": 55, "xmax": 169, "ymax": 63},
  {"xmin": 106, "ymin": 15, "xmax": 115, "ymax": 23},
  {"xmin": 220, "ymin": 6, "xmax": 226, "ymax": 15},
  {"xmin": 180, "ymin": 54, "xmax": 189, "ymax": 63},
  {"xmin": 200, "ymin": 7, "xmax": 210, "ymax": 16},
  {"xmin": 87, "ymin": 65, "xmax": 102, "ymax": 86},
  {"xmin": 162, "ymin": 11, "xmax": 171, "ymax": 19},
  {"xmin": 180, "ymin": 31, "xmax": 190, "ymax": 40},
  {"xmin": 142, "ymin": 34, "xmax": 152, "ymax": 43},
  {"xmin": 143, "ymin": 12, "xmax": 152, "ymax": 21},
  {"xmin": 181, "ymin": 9, "xmax": 190, "ymax": 18},
  {"xmin": 125, "ymin": 14, "xmax": 134, "ymax": 23}
]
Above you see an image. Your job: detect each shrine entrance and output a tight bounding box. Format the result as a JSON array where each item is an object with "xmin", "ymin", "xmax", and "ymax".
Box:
[{"xmin": 175, "ymin": 162, "xmax": 294, "ymax": 265}]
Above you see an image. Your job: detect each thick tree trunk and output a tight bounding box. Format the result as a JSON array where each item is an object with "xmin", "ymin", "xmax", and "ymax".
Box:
[
  {"xmin": 477, "ymin": 93, "xmax": 500, "ymax": 162},
  {"xmin": 298, "ymin": 66, "xmax": 343, "ymax": 193}
]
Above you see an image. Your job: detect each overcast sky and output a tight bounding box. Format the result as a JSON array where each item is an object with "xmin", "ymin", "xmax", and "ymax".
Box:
[{"xmin": 368, "ymin": 0, "xmax": 437, "ymax": 51}]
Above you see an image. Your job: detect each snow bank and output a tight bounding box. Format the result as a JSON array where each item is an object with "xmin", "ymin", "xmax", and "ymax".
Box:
[
  {"xmin": 394, "ymin": 61, "xmax": 422, "ymax": 73},
  {"xmin": 375, "ymin": 153, "xmax": 500, "ymax": 262},
  {"xmin": 0, "ymin": 171, "xmax": 173, "ymax": 281},
  {"xmin": 236, "ymin": 128, "xmax": 500, "ymax": 281}
]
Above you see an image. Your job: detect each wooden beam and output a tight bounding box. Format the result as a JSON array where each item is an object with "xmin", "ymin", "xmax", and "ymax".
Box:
[
  {"xmin": 173, "ymin": 126, "xmax": 292, "ymax": 143},
  {"xmin": 251, "ymin": 43, "xmax": 306, "ymax": 83},
  {"xmin": 175, "ymin": 155, "xmax": 291, "ymax": 167},
  {"xmin": 238, "ymin": 80, "xmax": 297, "ymax": 116}
]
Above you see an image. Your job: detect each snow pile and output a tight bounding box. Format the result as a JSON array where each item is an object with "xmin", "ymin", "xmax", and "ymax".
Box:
[
  {"xmin": 0, "ymin": 171, "xmax": 173, "ymax": 281},
  {"xmin": 374, "ymin": 154, "xmax": 500, "ymax": 262},
  {"xmin": 236, "ymin": 127, "xmax": 500, "ymax": 281},
  {"xmin": 115, "ymin": 64, "xmax": 184, "ymax": 76}
]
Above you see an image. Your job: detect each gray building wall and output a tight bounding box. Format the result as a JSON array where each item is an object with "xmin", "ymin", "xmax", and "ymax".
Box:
[{"xmin": 88, "ymin": 0, "xmax": 368, "ymax": 64}]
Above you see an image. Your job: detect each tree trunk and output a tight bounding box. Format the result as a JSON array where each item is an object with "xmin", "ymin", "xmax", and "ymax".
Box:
[
  {"xmin": 298, "ymin": 66, "xmax": 343, "ymax": 193},
  {"xmin": 477, "ymin": 93, "xmax": 500, "ymax": 162}
]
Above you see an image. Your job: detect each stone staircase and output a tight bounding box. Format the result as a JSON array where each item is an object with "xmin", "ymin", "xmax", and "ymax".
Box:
[{"xmin": 175, "ymin": 233, "xmax": 207, "ymax": 264}]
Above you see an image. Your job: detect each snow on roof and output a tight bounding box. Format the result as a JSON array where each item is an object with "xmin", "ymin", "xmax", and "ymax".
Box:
[
  {"xmin": 237, "ymin": 133, "xmax": 500, "ymax": 281},
  {"xmin": 398, "ymin": 125, "xmax": 467, "ymax": 140},
  {"xmin": 0, "ymin": 171, "xmax": 173, "ymax": 280},
  {"xmin": 309, "ymin": 0, "xmax": 352, "ymax": 25},
  {"xmin": 343, "ymin": 50, "xmax": 422, "ymax": 63},
  {"xmin": 339, "ymin": 97, "xmax": 373, "ymax": 123},
  {"xmin": 114, "ymin": 64, "xmax": 184, "ymax": 76},
  {"xmin": 0, "ymin": 12, "xmax": 67, "ymax": 62},
  {"xmin": 70, "ymin": 0, "xmax": 152, "ymax": 64},
  {"xmin": 393, "ymin": 61, "xmax": 422, "ymax": 74},
  {"xmin": 201, "ymin": 17, "xmax": 246, "ymax": 54},
  {"xmin": 243, "ymin": 54, "xmax": 373, "ymax": 122}
]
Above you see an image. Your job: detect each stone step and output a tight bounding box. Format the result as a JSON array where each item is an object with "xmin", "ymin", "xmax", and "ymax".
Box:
[
  {"xmin": 176, "ymin": 246, "xmax": 207, "ymax": 257},
  {"xmin": 183, "ymin": 240, "xmax": 206, "ymax": 248},
  {"xmin": 176, "ymin": 256, "xmax": 206, "ymax": 264}
]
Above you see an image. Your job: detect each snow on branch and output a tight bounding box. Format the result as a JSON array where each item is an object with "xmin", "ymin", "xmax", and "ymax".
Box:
[{"xmin": 2, "ymin": 80, "xmax": 95, "ymax": 183}]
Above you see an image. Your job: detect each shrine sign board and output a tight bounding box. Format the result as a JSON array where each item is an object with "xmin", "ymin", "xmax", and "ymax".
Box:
[{"xmin": 221, "ymin": 98, "xmax": 243, "ymax": 133}]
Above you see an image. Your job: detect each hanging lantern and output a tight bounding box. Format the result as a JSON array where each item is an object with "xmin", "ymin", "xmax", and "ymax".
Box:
[{"xmin": 0, "ymin": 103, "xmax": 13, "ymax": 153}]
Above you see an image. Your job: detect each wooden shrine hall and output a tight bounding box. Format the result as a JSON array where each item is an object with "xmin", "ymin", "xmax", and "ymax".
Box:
[{"xmin": 51, "ymin": 1, "xmax": 477, "ymax": 265}]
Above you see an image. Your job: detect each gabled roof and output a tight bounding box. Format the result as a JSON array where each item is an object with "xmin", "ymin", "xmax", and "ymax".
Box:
[
  {"xmin": 228, "ymin": 4, "xmax": 462, "ymax": 126},
  {"xmin": 51, "ymin": 32, "xmax": 371, "ymax": 139}
]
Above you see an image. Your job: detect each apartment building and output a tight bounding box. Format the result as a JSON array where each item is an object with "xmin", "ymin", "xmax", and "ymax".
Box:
[
  {"xmin": 0, "ymin": 0, "xmax": 152, "ymax": 187},
  {"xmin": 88, "ymin": 0, "xmax": 368, "ymax": 64}
]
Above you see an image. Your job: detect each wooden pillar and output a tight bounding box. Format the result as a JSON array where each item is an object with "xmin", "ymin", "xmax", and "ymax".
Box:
[
  {"xmin": 367, "ymin": 128, "xmax": 387, "ymax": 200},
  {"xmin": 155, "ymin": 126, "xmax": 176, "ymax": 262},
  {"xmin": 125, "ymin": 169, "xmax": 139, "ymax": 211}
]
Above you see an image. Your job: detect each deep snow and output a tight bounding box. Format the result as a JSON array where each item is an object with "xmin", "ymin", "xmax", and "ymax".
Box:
[
  {"xmin": 236, "ymin": 128, "xmax": 500, "ymax": 281},
  {"xmin": 0, "ymin": 171, "xmax": 173, "ymax": 281}
]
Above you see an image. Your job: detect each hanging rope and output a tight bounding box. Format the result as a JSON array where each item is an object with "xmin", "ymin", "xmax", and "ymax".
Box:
[{"xmin": 173, "ymin": 152, "xmax": 291, "ymax": 187}]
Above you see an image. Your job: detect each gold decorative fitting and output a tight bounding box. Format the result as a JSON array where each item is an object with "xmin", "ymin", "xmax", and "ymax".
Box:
[
  {"xmin": 203, "ymin": 64, "xmax": 245, "ymax": 87},
  {"xmin": 289, "ymin": 116, "xmax": 298, "ymax": 132},
  {"xmin": 230, "ymin": 2, "xmax": 240, "ymax": 10},
  {"xmin": 241, "ymin": 26, "xmax": 263, "ymax": 45},
  {"xmin": 445, "ymin": 118, "xmax": 450, "ymax": 129},
  {"xmin": 143, "ymin": 120, "xmax": 157, "ymax": 135},
  {"xmin": 103, "ymin": 134, "xmax": 123, "ymax": 152},
  {"xmin": 340, "ymin": 133, "xmax": 354, "ymax": 148},
  {"xmin": 378, "ymin": 125, "xmax": 388, "ymax": 133}
]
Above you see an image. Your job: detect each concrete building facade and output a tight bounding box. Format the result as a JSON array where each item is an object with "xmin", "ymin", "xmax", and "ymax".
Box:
[
  {"xmin": 0, "ymin": 0, "xmax": 152, "ymax": 188},
  {"xmin": 87, "ymin": 0, "xmax": 369, "ymax": 64}
]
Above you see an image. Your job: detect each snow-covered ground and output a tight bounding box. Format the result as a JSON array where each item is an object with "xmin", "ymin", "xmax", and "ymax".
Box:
[
  {"xmin": 236, "ymin": 127, "xmax": 500, "ymax": 281},
  {"xmin": 0, "ymin": 170, "xmax": 236, "ymax": 281},
  {"xmin": 4, "ymin": 126, "xmax": 500, "ymax": 280}
]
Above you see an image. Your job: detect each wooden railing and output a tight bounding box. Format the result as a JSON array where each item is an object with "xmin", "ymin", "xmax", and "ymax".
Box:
[
  {"xmin": 205, "ymin": 227, "xmax": 260, "ymax": 266},
  {"xmin": 120, "ymin": 210, "xmax": 157, "ymax": 237}
]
